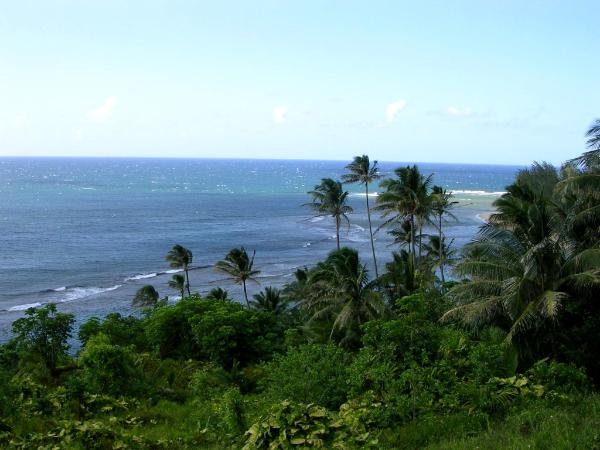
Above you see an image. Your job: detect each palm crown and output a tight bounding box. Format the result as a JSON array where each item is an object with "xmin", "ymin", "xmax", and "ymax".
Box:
[
  {"xmin": 214, "ymin": 247, "xmax": 260, "ymax": 307},
  {"xmin": 166, "ymin": 244, "xmax": 193, "ymax": 296},
  {"xmin": 307, "ymin": 178, "xmax": 353, "ymax": 250}
]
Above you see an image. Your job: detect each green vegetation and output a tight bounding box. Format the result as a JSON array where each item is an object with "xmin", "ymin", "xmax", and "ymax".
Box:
[{"xmin": 1, "ymin": 122, "xmax": 599, "ymax": 448}]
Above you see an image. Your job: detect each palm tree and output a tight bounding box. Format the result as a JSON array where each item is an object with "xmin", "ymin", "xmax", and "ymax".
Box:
[
  {"xmin": 376, "ymin": 165, "xmax": 432, "ymax": 267},
  {"xmin": 568, "ymin": 119, "xmax": 600, "ymax": 170},
  {"xmin": 251, "ymin": 286, "xmax": 288, "ymax": 315},
  {"xmin": 442, "ymin": 225, "xmax": 600, "ymax": 356},
  {"xmin": 299, "ymin": 247, "xmax": 386, "ymax": 346},
  {"xmin": 307, "ymin": 178, "xmax": 353, "ymax": 250},
  {"xmin": 377, "ymin": 250, "xmax": 418, "ymax": 303},
  {"xmin": 168, "ymin": 274, "xmax": 185, "ymax": 298},
  {"xmin": 429, "ymin": 186, "xmax": 458, "ymax": 284},
  {"xmin": 342, "ymin": 155, "xmax": 382, "ymax": 278},
  {"xmin": 166, "ymin": 244, "xmax": 193, "ymax": 296},
  {"xmin": 423, "ymin": 235, "xmax": 456, "ymax": 285},
  {"xmin": 282, "ymin": 267, "xmax": 310, "ymax": 306},
  {"xmin": 207, "ymin": 287, "xmax": 230, "ymax": 301},
  {"xmin": 442, "ymin": 156, "xmax": 600, "ymax": 361},
  {"xmin": 388, "ymin": 219, "xmax": 416, "ymax": 251},
  {"xmin": 214, "ymin": 247, "xmax": 260, "ymax": 307},
  {"xmin": 132, "ymin": 285, "xmax": 160, "ymax": 307}
]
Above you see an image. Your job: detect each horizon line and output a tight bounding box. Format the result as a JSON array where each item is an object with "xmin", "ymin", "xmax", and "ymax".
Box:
[{"xmin": 0, "ymin": 154, "xmax": 529, "ymax": 168}]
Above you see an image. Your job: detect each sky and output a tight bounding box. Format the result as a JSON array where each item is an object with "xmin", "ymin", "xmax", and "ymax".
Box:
[{"xmin": 0, "ymin": 0, "xmax": 599, "ymax": 165}]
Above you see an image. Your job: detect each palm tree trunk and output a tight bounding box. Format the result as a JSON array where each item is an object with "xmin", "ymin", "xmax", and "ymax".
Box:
[
  {"xmin": 185, "ymin": 267, "xmax": 191, "ymax": 296},
  {"xmin": 418, "ymin": 222, "xmax": 423, "ymax": 261},
  {"xmin": 335, "ymin": 215, "xmax": 340, "ymax": 250},
  {"xmin": 365, "ymin": 183, "xmax": 379, "ymax": 279},
  {"xmin": 242, "ymin": 280, "xmax": 250, "ymax": 307},
  {"xmin": 439, "ymin": 214, "xmax": 445, "ymax": 285},
  {"xmin": 410, "ymin": 215, "xmax": 416, "ymax": 268}
]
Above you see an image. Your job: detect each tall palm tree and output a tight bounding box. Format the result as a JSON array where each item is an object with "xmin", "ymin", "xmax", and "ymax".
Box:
[
  {"xmin": 132, "ymin": 285, "xmax": 160, "ymax": 307},
  {"xmin": 376, "ymin": 165, "xmax": 432, "ymax": 267},
  {"xmin": 214, "ymin": 247, "xmax": 260, "ymax": 307},
  {"xmin": 307, "ymin": 178, "xmax": 353, "ymax": 250},
  {"xmin": 429, "ymin": 186, "xmax": 458, "ymax": 284},
  {"xmin": 300, "ymin": 247, "xmax": 386, "ymax": 345},
  {"xmin": 251, "ymin": 286, "xmax": 288, "ymax": 315},
  {"xmin": 168, "ymin": 274, "xmax": 185, "ymax": 298},
  {"xmin": 342, "ymin": 155, "xmax": 382, "ymax": 278},
  {"xmin": 166, "ymin": 244, "xmax": 193, "ymax": 296}
]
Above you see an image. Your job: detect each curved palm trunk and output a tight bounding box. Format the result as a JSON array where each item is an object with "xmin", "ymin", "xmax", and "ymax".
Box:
[
  {"xmin": 365, "ymin": 183, "xmax": 379, "ymax": 279},
  {"xmin": 184, "ymin": 267, "xmax": 191, "ymax": 296},
  {"xmin": 242, "ymin": 279, "xmax": 250, "ymax": 307},
  {"xmin": 335, "ymin": 215, "xmax": 341, "ymax": 250}
]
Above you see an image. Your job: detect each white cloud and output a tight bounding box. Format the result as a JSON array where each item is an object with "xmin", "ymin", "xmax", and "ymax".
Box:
[
  {"xmin": 87, "ymin": 96, "xmax": 118, "ymax": 123},
  {"xmin": 75, "ymin": 128, "xmax": 84, "ymax": 141},
  {"xmin": 385, "ymin": 100, "xmax": 407, "ymax": 123},
  {"xmin": 273, "ymin": 106, "xmax": 288, "ymax": 124},
  {"xmin": 14, "ymin": 114, "xmax": 27, "ymax": 127},
  {"xmin": 445, "ymin": 106, "xmax": 472, "ymax": 117}
]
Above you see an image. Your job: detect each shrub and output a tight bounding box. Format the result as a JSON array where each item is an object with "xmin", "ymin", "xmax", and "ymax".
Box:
[
  {"xmin": 262, "ymin": 344, "xmax": 352, "ymax": 409},
  {"xmin": 11, "ymin": 303, "xmax": 74, "ymax": 372},
  {"xmin": 79, "ymin": 333, "xmax": 140, "ymax": 396}
]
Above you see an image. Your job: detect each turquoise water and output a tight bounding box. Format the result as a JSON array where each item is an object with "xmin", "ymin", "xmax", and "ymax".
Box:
[{"xmin": 0, "ymin": 158, "xmax": 521, "ymax": 338}]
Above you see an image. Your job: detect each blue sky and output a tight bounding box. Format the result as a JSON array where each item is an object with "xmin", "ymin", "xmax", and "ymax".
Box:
[{"xmin": 0, "ymin": 1, "xmax": 598, "ymax": 164}]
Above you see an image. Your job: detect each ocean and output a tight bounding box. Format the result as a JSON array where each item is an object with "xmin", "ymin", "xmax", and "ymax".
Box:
[{"xmin": 0, "ymin": 157, "xmax": 521, "ymax": 340}]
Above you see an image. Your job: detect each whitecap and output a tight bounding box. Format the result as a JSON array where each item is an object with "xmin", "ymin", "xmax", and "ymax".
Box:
[
  {"xmin": 350, "ymin": 192, "xmax": 379, "ymax": 198},
  {"xmin": 125, "ymin": 273, "xmax": 158, "ymax": 281},
  {"xmin": 60, "ymin": 285, "xmax": 122, "ymax": 302},
  {"xmin": 451, "ymin": 190, "xmax": 506, "ymax": 196},
  {"xmin": 8, "ymin": 302, "xmax": 43, "ymax": 311},
  {"xmin": 53, "ymin": 286, "xmax": 67, "ymax": 292}
]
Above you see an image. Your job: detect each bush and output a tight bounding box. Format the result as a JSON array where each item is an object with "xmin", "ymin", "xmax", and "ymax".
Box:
[
  {"xmin": 79, "ymin": 313, "xmax": 147, "ymax": 350},
  {"xmin": 262, "ymin": 344, "xmax": 352, "ymax": 409},
  {"xmin": 11, "ymin": 303, "xmax": 74, "ymax": 372},
  {"xmin": 143, "ymin": 296, "xmax": 286, "ymax": 367},
  {"xmin": 79, "ymin": 333, "xmax": 141, "ymax": 396}
]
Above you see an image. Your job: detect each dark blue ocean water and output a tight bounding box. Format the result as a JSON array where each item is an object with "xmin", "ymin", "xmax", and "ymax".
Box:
[{"xmin": 0, "ymin": 158, "xmax": 521, "ymax": 339}]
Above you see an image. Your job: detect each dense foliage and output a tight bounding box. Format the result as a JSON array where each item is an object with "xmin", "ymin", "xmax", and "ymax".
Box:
[{"xmin": 0, "ymin": 125, "xmax": 599, "ymax": 448}]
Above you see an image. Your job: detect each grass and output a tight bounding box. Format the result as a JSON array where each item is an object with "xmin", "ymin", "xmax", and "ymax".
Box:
[{"xmin": 425, "ymin": 394, "xmax": 600, "ymax": 450}]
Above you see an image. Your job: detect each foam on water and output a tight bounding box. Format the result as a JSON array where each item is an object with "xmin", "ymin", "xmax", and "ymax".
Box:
[
  {"xmin": 8, "ymin": 302, "xmax": 43, "ymax": 312},
  {"xmin": 60, "ymin": 285, "xmax": 122, "ymax": 302},
  {"xmin": 125, "ymin": 273, "xmax": 158, "ymax": 281}
]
